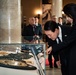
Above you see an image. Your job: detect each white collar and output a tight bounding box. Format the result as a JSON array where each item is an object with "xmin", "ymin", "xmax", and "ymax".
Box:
[
  {"xmin": 56, "ymin": 26, "xmax": 63, "ymax": 43},
  {"xmin": 58, "ymin": 26, "xmax": 62, "ymax": 42},
  {"xmin": 35, "ymin": 23, "xmax": 38, "ymax": 26}
]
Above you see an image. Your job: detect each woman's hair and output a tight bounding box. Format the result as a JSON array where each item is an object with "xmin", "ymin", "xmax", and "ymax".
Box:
[
  {"xmin": 63, "ymin": 3, "xmax": 76, "ymax": 24},
  {"xmin": 44, "ymin": 21, "xmax": 59, "ymax": 32}
]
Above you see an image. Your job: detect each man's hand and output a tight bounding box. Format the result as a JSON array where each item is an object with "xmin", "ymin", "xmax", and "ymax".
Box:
[{"xmin": 46, "ymin": 47, "xmax": 52, "ymax": 54}]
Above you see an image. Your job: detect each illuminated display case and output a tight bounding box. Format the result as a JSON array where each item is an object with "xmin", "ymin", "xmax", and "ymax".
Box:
[{"xmin": 0, "ymin": 43, "xmax": 46, "ymax": 75}]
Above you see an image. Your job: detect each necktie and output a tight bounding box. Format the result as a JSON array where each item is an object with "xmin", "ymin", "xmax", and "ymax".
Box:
[
  {"xmin": 57, "ymin": 37, "xmax": 61, "ymax": 43},
  {"xmin": 33, "ymin": 25, "xmax": 36, "ymax": 34}
]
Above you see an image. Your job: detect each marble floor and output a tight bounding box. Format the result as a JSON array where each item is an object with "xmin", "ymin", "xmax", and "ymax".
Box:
[{"xmin": 46, "ymin": 66, "xmax": 62, "ymax": 75}]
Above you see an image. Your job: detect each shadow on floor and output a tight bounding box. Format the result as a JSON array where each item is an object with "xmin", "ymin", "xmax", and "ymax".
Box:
[{"xmin": 46, "ymin": 66, "xmax": 61, "ymax": 75}]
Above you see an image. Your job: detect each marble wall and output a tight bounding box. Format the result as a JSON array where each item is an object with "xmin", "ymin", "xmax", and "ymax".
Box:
[{"xmin": 0, "ymin": 0, "xmax": 21, "ymax": 43}]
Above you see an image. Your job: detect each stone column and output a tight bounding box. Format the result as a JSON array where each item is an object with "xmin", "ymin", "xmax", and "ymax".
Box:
[
  {"xmin": 0, "ymin": 0, "xmax": 21, "ymax": 43},
  {"xmin": 52, "ymin": 0, "xmax": 62, "ymax": 22}
]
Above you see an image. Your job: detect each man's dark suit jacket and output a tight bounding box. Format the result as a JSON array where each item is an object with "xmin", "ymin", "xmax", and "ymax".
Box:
[
  {"xmin": 23, "ymin": 24, "xmax": 42, "ymax": 41},
  {"xmin": 46, "ymin": 25, "xmax": 72, "ymax": 75},
  {"xmin": 52, "ymin": 25, "xmax": 76, "ymax": 75},
  {"xmin": 46, "ymin": 25, "xmax": 72, "ymax": 60}
]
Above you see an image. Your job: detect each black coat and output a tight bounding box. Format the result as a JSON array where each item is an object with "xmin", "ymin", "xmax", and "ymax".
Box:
[
  {"xmin": 47, "ymin": 25, "xmax": 72, "ymax": 60},
  {"xmin": 47, "ymin": 25, "xmax": 72, "ymax": 75},
  {"xmin": 23, "ymin": 24, "xmax": 42, "ymax": 41}
]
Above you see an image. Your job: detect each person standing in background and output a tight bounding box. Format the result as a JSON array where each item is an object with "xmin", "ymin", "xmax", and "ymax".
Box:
[
  {"xmin": 58, "ymin": 17, "xmax": 63, "ymax": 25},
  {"xmin": 23, "ymin": 17, "xmax": 35, "ymax": 42},
  {"xmin": 24, "ymin": 17, "xmax": 42, "ymax": 43},
  {"xmin": 34, "ymin": 17, "xmax": 43, "ymax": 40}
]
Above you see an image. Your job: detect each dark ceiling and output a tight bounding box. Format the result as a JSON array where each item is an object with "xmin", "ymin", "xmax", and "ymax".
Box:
[
  {"xmin": 42, "ymin": 0, "xmax": 49, "ymax": 4},
  {"xmin": 42, "ymin": 0, "xmax": 76, "ymax": 6}
]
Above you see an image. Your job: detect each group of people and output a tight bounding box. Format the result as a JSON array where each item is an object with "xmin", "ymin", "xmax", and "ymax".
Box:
[
  {"xmin": 22, "ymin": 17, "xmax": 42, "ymax": 43},
  {"xmin": 22, "ymin": 3, "xmax": 76, "ymax": 75},
  {"xmin": 44, "ymin": 3, "xmax": 76, "ymax": 75}
]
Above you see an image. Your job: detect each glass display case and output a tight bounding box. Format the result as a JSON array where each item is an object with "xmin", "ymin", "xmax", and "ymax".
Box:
[{"xmin": 0, "ymin": 43, "xmax": 46, "ymax": 75}]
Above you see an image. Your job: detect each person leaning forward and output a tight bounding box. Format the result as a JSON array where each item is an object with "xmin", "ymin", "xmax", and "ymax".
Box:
[
  {"xmin": 44, "ymin": 20, "xmax": 72, "ymax": 75},
  {"xmin": 46, "ymin": 3, "xmax": 76, "ymax": 75}
]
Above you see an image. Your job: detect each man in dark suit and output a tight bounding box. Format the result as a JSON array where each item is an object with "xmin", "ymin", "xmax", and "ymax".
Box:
[
  {"xmin": 45, "ymin": 35, "xmax": 59, "ymax": 68},
  {"xmin": 24, "ymin": 17, "xmax": 42, "ymax": 42},
  {"xmin": 46, "ymin": 3, "xmax": 76, "ymax": 75},
  {"xmin": 44, "ymin": 20, "xmax": 72, "ymax": 75}
]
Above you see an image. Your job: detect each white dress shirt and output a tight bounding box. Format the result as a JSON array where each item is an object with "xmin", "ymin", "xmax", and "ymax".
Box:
[{"xmin": 56, "ymin": 26, "xmax": 63, "ymax": 44}]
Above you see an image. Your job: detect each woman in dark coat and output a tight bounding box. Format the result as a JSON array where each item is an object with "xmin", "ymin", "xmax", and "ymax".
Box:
[{"xmin": 46, "ymin": 3, "xmax": 76, "ymax": 75}]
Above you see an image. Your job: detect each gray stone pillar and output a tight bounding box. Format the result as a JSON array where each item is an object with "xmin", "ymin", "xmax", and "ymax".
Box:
[
  {"xmin": 0, "ymin": 0, "xmax": 21, "ymax": 43},
  {"xmin": 52, "ymin": 0, "xmax": 62, "ymax": 22}
]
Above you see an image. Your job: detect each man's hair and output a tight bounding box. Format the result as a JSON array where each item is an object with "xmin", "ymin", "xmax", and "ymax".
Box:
[{"xmin": 44, "ymin": 21, "xmax": 59, "ymax": 32}]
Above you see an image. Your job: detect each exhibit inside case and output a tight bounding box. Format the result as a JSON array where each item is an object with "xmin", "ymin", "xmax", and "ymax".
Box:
[{"xmin": 0, "ymin": 43, "xmax": 46, "ymax": 75}]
